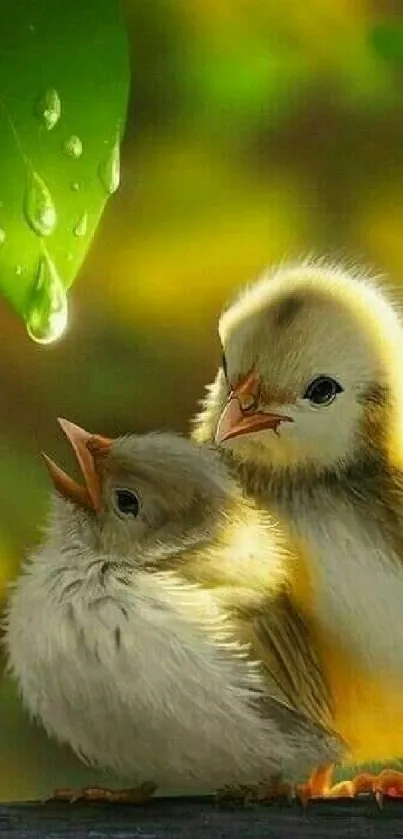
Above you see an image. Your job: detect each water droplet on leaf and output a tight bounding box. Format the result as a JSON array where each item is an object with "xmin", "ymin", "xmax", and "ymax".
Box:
[
  {"xmin": 73, "ymin": 212, "xmax": 87, "ymax": 237},
  {"xmin": 63, "ymin": 135, "xmax": 83, "ymax": 159},
  {"xmin": 24, "ymin": 169, "xmax": 57, "ymax": 237},
  {"xmin": 25, "ymin": 252, "xmax": 68, "ymax": 344},
  {"xmin": 98, "ymin": 133, "xmax": 120, "ymax": 195},
  {"xmin": 16, "ymin": 265, "xmax": 22, "ymax": 276},
  {"xmin": 71, "ymin": 181, "xmax": 80, "ymax": 192},
  {"xmin": 0, "ymin": 229, "xmax": 6, "ymax": 245},
  {"xmin": 35, "ymin": 89, "xmax": 61, "ymax": 131}
]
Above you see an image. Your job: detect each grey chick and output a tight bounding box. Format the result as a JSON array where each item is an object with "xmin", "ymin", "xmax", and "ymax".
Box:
[{"xmin": 5, "ymin": 418, "xmax": 342, "ymax": 803}]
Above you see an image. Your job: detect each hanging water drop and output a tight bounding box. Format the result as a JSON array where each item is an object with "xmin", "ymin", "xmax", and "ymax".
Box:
[
  {"xmin": 35, "ymin": 89, "xmax": 61, "ymax": 130},
  {"xmin": 98, "ymin": 132, "xmax": 120, "ymax": 196},
  {"xmin": 16, "ymin": 265, "xmax": 22, "ymax": 276},
  {"xmin": 71, "ymin": 182, "xmax": 80, "ymax": 192},
  {"xmin": 0, "ymin": 229, "xmax": 6, "ymax": 246},
  {"xmin": 25, "ymin": 252, "xmax": 68, "ymax": 344},
  {"xmin": 63, "ymin": 135, "xmax": 83, "ymax": 159},
  {"xmin": 73, "ymin": 212, "xmax": 87, "ymax": 237},
  {"xmin": 24, "ymin": 169, "xmax": 57, "ymax": 237}
]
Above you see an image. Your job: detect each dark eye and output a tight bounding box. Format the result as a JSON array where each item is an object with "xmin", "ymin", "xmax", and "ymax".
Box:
[
  {"xmin": 221, "ymin": 351, "xmax": 228, "ymax": 380},
  {"xmin": 114, "ymin": 489, "xmax": 140, "ymax": 517},
  {"xmin": 303, "ymin": 376, "xmax": 343, "ymax": 406}
]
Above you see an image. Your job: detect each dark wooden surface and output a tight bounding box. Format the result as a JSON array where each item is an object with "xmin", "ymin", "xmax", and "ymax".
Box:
[{"xmin": 2, "ymin": 796, "xmax": 403, "ymax": 839}]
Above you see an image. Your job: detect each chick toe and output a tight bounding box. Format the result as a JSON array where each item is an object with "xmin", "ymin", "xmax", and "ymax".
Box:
[
  {"xmin": 372, "ymin": 768, "xmax": 403, "ymax": 805},
  {"xmin": 49, "ymin": 782, "xmax": 156, "ymax": 804},
  {"xmin": 216, "ymin": 777, "xmax": 293, "ymax": 807}
]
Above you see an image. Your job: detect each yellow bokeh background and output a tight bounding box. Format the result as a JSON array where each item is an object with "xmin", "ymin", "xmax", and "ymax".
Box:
[{"xmin": 1, "ymin": 0, "xmax": 403, "ymax": 799}]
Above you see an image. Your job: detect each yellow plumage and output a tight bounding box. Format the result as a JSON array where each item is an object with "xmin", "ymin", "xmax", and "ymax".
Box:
[
  {"xmin": 289, "ymin": 540, "xmax": 403, "ymax": 765},
  {"xmin": 192, "ymin": 258, "xmax": 403, "ymax": 796}
]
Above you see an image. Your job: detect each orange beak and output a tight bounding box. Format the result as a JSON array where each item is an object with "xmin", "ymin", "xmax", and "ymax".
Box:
[
  {"xmin": 215, "ymin": 371, "xmax": 294, "ymax": 445},
  {"xmin": 42, "ymin": 418, "xmax": 112, "ymax": 512}
]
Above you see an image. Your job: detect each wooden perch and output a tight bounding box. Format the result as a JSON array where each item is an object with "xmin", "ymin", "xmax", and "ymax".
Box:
[{"xmin": 1, "ymin": 795, "xmax": 403, "ymax": 838}]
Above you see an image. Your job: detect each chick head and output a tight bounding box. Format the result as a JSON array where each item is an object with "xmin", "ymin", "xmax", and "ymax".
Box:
[
  {"xmin": 43, "ymin": 419, "xmax": 239, "ymax": 561},
  {"xmin": 193, "ymin": 261, "xmax": 403, "ymax": 476}
]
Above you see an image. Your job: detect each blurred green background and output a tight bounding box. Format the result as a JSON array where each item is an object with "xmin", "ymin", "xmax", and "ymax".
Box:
[{"xmin": 1, "ymin": 0, "xmax": 403, "ymax": 800}]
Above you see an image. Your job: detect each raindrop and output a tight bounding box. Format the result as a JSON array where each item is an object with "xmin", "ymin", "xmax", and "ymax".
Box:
[
  {"xmin": 24, "ymin": 169, "xmax": 57, "ymax": 237},
  {"xmin": 0, "ymin": 229, "xmax": 6, "ymax": 245},
  {"xmin": 35, "ymin": 89, "xmax": 61, "ymax": 131},
  {"xmin": 16, "ymin": 265, "xmax": 22, "ymax": 276},
  {"xmin": 98, "ymin": 132, "xmax": 120, "ymax": 196},
  {"xmin": 63, "ymin": 135, "xmax": 83, "ymax": 159},
  {"xmin": 25, "ymin": 252, "xmax": 68, "ymax": 344},
  {"xmin": 73, "ymin": 212, "xmax": 87, "ymax": 237},
  {"xmin": 71, "ymin": 181, "xmax": 80, "ymax": 192}
]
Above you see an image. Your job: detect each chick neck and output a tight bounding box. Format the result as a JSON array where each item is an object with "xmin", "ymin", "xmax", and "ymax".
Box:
[{"xmin": 226, "ymin": 443, "xmax": 392, "ymax": 522}]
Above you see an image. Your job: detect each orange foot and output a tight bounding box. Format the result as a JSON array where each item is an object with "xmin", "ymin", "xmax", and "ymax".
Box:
[
  {"xmin": 371, "ymin": 769, "xmax": 403, "ymax": 807},
  {"xmin": 296, "ymin": 765, "xmax": 376, "ymax": 805},
  {"xmin": 48, "ymin": 781, "xmax": 156, "ymax": 804},
  {"xmin": 297, "ymin": 765, "xmax": 403, "ymax": 806}
]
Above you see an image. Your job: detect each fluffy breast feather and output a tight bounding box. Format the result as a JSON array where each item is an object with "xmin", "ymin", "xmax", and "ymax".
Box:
[
  {"xmin": 6, "ymin": 544, "xmax": 317, "ymax": 790},
  {"xmin": 244, "ymin": 473, "xmax": 403, "ymax": 681}
]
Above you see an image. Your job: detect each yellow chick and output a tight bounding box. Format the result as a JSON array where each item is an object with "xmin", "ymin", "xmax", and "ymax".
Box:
[{"xmin": 192, "ymin": 259, "xmax": 403, "ymax": 799}]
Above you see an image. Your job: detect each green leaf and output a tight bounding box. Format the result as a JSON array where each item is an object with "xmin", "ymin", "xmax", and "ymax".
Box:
[{"xmin": 0, "ymin": 0, "xmax": 130, "ymax": 343}]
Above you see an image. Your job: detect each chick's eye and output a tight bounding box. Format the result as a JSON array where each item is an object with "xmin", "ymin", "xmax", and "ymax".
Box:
[
  {"xmin": 221, "ymin": 351, "xmax": 228, "ymax": 379},
  {"xmin": 303, "ymin": 376, "xmax": 343, "ymax": 406},
  {"xmin": 114, "ymin": 489, "xmax": 140, "ymax": 517}
]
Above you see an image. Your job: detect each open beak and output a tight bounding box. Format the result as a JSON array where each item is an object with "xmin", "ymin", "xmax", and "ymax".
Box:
[
  {"xmin": 42, "ymin": 418, "xmax": 112, "ymax": 512},
  {"xmin": 215, "ymin": 371, "xmax": 294, "ymax": 445}
]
